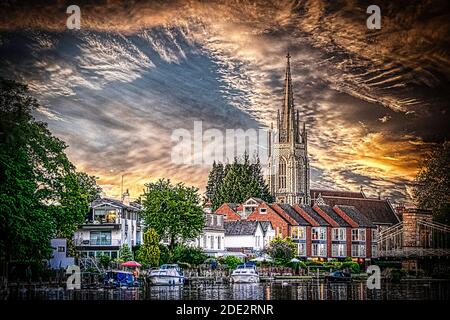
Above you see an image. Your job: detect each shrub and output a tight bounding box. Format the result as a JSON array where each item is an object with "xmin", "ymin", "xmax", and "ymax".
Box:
[
  {"xmin": 159, "ymin": 244, "xmax": 171, "ymax": 265},
  {"xmin": 172, "ymin": 245, "xmax": 207, "ymax": 266},
  {"xmin": 223, "ymin": 255, "xmax": 242, "ymax": 269},
  {"xmin": 136, "ymin": 228, "xmax": 160, "ymax": 267},
  {"xmin": 342, "ymin": 261, "xmax": 360, "ymax": 274},
  {"xmin": 266, "ymin": 237, "xmax": 296, "ymax": 265},
  {"xmin": 97, "ymin": 254, "xmax": 111, "ymax": 269}
]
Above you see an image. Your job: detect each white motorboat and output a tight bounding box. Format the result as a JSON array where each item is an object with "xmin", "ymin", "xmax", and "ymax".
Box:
[
  {"xmin": 148, "ymin": 264, "xmax": 184, "ymax": 285},
  {"xmin": 230, "ymin": 263, "xmax": 260, "ymax": 283}
]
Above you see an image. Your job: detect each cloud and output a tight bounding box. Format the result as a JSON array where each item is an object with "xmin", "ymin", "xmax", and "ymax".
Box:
[{"xmin": 1, "ymin": 0, "xmax": 449, "ymax": 204}]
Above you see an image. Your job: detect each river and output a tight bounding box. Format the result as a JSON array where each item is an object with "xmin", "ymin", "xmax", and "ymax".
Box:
[{"xmin": 6, "ymin": 280, "xmax": 449, "ymax": 300}]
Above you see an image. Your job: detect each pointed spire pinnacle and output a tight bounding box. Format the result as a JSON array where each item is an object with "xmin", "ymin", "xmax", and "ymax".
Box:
[{"xmin": 279, "ymin": 51, "xmax": 295, "ymax": 143}]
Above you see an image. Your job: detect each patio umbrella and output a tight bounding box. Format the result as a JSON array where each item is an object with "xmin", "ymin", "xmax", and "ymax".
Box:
[
  {"xmin": 121, "ymin": 261, "xmax": 142, "ymax": 267},
  {"xmin": 290, "ymin": 258, "xmax": 300, "ymax": 263}
]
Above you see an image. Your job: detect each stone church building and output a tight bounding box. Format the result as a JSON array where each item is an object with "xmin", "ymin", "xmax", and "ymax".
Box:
[{"xmin": 267, "ymin": 53, "xmax": 310, "ymax": 205}]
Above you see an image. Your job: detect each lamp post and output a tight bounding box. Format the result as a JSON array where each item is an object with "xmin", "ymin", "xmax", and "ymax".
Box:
[{"xmin": 121, "ymin": 173, "xmax": 127, "ymax": 201}]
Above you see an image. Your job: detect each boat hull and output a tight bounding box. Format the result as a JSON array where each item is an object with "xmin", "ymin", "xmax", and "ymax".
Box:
[
  {"xmin": 149, "ymin": 275, "xmax": 184, "ymax": 286},
  {"xmin": 230, "ymin": 275, "xmax": 260, "ymax": 284}
]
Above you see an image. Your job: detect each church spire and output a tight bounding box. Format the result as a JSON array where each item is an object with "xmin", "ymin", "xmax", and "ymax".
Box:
[{"xmin": 280, "ymin": 52, "xmax": 296, "ymax": 143}]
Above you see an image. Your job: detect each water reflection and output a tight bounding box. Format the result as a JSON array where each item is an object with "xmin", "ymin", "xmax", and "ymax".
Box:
[{"xmin": 7, "ymin": 280, "xmax": 450, "ymax": 300}]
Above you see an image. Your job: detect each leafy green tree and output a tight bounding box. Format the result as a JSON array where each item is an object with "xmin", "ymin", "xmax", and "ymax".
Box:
[
  {"xmin": 207, "ymin": 153, "xmax": 273, "ymax": 210},
  {"xmin": 142, "ymin": 179, "xmax": 204, "ymax": 251},
  {"xmin": 118, "ymin": 244, "xmax": 133, "ymax": 262},
  {"xmin": 158, "ymin": 244, "xmax": 171, "ymax": 265},
  {"xmin": 223, "ymin": 255, "xmax": 242, "ymax": 269},
  {"xmin": 413, "ymin": 141, "xmax": 450, "ymax": 225},
  {"xmin": 98, "ymin": 254, "xmax": 111, "ymax": 269},
  {"xmin": 137, "ymin": 228, "xmax": 160, "ymax": 267},
  {"xmin": 171, "ymin": 245, "xmax": 207, "ymax": 266},
  {"xmin": 76, "ymin": 172, "xmax": 102, "ymax": 203},
  {"xmin": 266, "ymin": 237, "xmax": 296, "ymax": 265},
  {"xmin": 0, "ymin": 79, "xmax": 101, "ymax": 279}
]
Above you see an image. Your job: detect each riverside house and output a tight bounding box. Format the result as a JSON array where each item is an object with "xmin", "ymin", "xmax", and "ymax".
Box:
[
  {"xmin": 73, "ymin": 198, "xmax": 143, "ymax": 259},
  {"xmin": 223, "ymin": 220, "xmax": 275, "ymax": 254},
  {"xmin": 192, "ymin": 202, "xmax": 226, "ymax": 257},
  {"xmin": 215, "ymin": 193, "xmax": 396, "ymax": 262}
]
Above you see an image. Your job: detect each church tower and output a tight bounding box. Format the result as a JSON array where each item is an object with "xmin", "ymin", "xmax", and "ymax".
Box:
[{"xmin": 267, "ymin": 53, "xmax": 310, "ymax": 205}]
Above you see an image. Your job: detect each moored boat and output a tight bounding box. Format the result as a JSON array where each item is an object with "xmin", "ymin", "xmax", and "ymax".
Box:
[
  {"xmin": 230, "ymin": 263, "xmax": 259, "ymax": 283},
  {"xmin": 103, "ymin": 270, "xmax": 140, "ymax": 288},
  {"xmin": 148, "ymin": 264, "xmax": 184, "ymax": 285}
]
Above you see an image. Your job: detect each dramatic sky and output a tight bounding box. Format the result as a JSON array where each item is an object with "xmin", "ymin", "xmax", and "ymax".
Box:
[{"xmin": 1, "ymin": 0, "xmax": 449, "ymax": 204}]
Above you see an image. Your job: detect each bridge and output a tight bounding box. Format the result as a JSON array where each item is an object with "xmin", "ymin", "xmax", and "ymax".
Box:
[{"xmin": 378, "ymin": 215, "xmax": 450, "ymax": 258}]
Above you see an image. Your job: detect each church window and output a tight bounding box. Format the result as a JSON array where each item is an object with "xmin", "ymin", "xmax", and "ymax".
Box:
[{"xmin": 278, "ymin": 158, "xmax": 287, "ymax": 189}]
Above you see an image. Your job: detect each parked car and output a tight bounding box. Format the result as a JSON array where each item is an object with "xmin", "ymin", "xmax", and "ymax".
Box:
[{"xmin": 325, "ymin": 271, "xmax": 352, "ymax": 282}]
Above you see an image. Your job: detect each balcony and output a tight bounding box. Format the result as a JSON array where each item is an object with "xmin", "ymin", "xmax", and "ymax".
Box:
[
  {"xmin": 74, "ymin": 239, "xmax": 121, "ymax": 247},
  {"xmin": 79, "ymin": 221, "xmax": 121, "ymax": 230}
]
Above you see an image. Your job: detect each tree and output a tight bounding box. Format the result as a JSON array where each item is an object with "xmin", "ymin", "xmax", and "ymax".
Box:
[
  {"xmin": 137, "ymin": 228, "xmax": 160, "ymax": 267},
  {"xmin": 266, "ymin": 237, "xmax": 296, "ymax": 265},
  {"xmin": 171, "ymin": 244, "xmax": 207, "ymax": 266},
  {"xmin": 118, "ymin": 244, "xmax": 133, "ymax": 262},
  {"xmin": 413, "ymin": 141, "xmax": 450, "ymax": 225},
  {"xmin": 211, "ymin": 152, "xmax": 274, "ymax": 209},
  {"xmin": 0, "ymin": 79, "xmax": 101, "ymax": 279},
  {"xmin": 141, "ymin": 179, "xmax": 204, "ymax": 251},
  {"xmin": 76, "ymin": 172, "xmax": 102, "ymax": 203},
  {"xmin": 205, "ymin": 161, "xmax": 224, "ymax": 203}
]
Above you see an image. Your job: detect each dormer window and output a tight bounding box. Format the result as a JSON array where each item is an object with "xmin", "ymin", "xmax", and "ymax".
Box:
[{"xmin": 259, "ymin": 208, "xmax": 267, "ymax": 214}]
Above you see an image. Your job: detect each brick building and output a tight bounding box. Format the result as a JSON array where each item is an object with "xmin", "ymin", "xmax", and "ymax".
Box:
[{"xmin": 216, "ymin": 197, "xmax": 379, "ymax": 261}]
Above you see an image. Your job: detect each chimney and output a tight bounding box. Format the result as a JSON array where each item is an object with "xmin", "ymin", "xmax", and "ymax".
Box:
[
  {"xmin": 203, "ymin": 198, "xmax": 212, "ymax": 214},
  {"xmin": 122, "ymin": 189, "xmax": 130, "ymax": 206}
]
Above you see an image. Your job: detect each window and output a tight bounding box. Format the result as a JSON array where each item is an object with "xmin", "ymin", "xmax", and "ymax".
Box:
[
  {"xmin": 90, "ymin": 231, "xmax": 112, "ymax": 245},
  {"xmin": 217, "ymin": 236, "xmax": 221, "ymax": 250},
  {"xmin": 207, "ymin": 214, "xmax": 213, "ymax": 226},
  {"xmin": 213, "ymin": 215, "xmax": 217, "ymax": 226},
  {"xmin": 276, "ymin": 227, "xmax": 282, "ymax": 236},
  {"xmin": 203, "ymin": 236, "xmax": 207, "ymax": 248},
  {"xmin": 297, "ymin": 243, "xmax": 306, "ymax": 256},
  {"xmin": 332, "ymin": 244, "xmax": 346, "ymax": 257},
  {"xmin": 312, "ymin": 243, "xmax": 326, "ymax": 257},
  {"xmin": 352, "ymin": 229, "xmax": 366, "ymax": 241},
  {"xmin": 332, "ymin": 228, "xmax": 346, "ymax": 241},
  {"xmin": 259, "ymin": 208, "xmax": 267, "ymax": 214},
  {"xmin": 57, "ymin": 246, "xmax": 65, "ymax": 252},
  {"xmin": 311, "ymin": 227, "xmax": 326, "ymax": 240},
  {"xmin": 256, "ymin": 236, "xmax": 260, "ymax": 248},
  {"xmin": 372, "ymin": 244, "xmax": 377, "ymax": 258},
  {"xmin": 217, "ymin": 215, "xmax": 223, "ymax": 226},
  {"xmin": 210, "ymin": 236, "xmax": 214, "ymax": 249},
  {"xmin": 291, "ymin": 226, "xmax": 306, "ymax": 240},
  {"xmin": 371, "ymin": 229, "xmax": 378, "ymax": 242},
  {"xmin": 278, "ymin": 158, "xmax": 286, "ymax": 189},
  {"xmin": 351, "ymin": 244, "xmax": 366, "ymax": 257},
  {"xmin": 94, "ymin": 209, "xmax": 117, "ymax": 223}
]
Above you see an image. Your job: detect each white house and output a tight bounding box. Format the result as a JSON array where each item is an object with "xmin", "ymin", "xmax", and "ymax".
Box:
[
  {"xmin": 192, "ymin": 204, "xmax": 225, "ymax": 257},
  {"xmin": 224, "ymin": 220, "xmax": 272, "ymax": 254},
  {"xmin": 49, "ymin": 238, "xmax": 74, "ymax": 269},
  {"xmin": 260, "ymin": 221, "xmax": 276, "ymax": 247},
  {"xmin": 73, "ymin": 198, "xmax": 143, "ymax": 259}
]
